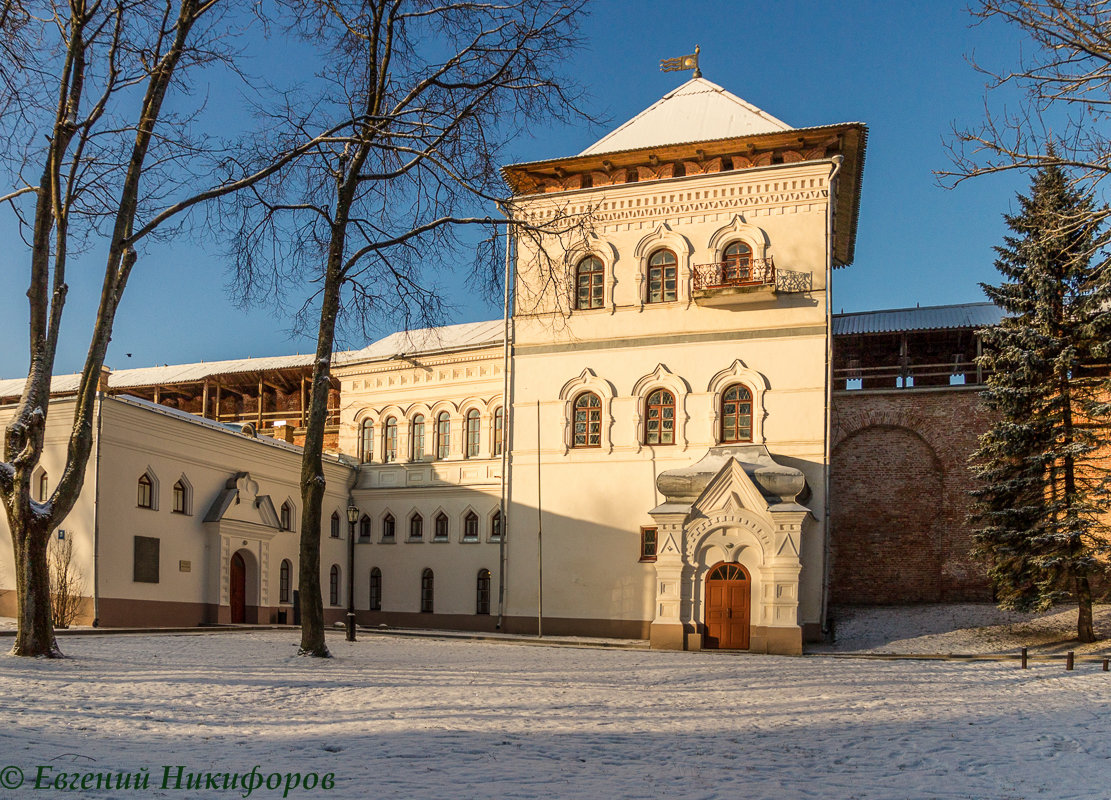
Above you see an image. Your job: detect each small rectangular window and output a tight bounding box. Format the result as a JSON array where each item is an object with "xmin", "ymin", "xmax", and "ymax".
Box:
[
  {"xmin": 640, "ymin": 527, "xmax": 658, "ymax": 563},
  {"xmin": 134, "ymin": 536, "xmax": 160, "ymax": 583}
]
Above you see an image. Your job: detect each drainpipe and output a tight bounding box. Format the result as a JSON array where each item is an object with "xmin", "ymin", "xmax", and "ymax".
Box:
[
  {"xmin": 91, "ymin": 371, "xmax": 107, "ymax": 627},
  {"xmin": 496, "ymin": 217, "xmax": 515, "ymax": 630},
  {"xmin": 820, "ymin": 155, "xmax": 843, "ymax": 640}
]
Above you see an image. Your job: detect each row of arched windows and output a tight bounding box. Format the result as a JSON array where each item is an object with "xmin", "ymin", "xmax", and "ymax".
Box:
[
  {"xmin": 358, "ymin": 509, "xmax": 501, "ymax": 543},
  {"xmin": 574, "ymin": 241, "xmax": 752, "ymax": 310},
  {"xmin": 359, "ymin": 407, "xmax": 504, "ymax": 464},
  {"xmin": 125, "ymin": 470, "xmax": 192, "ymax": 514},
  {"xmin": 570, "ymin": 383, "xmax": 753, "ymax": 448},
  {"xmin": 365, "ymin": 567, "xmax": 492, "ymax": 615},
  {"xmin": 288, "ymin": 563, "xmax": 492, "ymax": 613}
]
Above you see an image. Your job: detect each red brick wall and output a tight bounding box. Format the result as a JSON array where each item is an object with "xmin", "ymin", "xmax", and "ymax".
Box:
[{"xmin": 830, "ymin": 388, "xmax": 993, "ymax": 604}]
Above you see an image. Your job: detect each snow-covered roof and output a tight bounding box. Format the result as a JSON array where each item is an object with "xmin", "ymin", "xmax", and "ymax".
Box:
[
  {"xmin": 0, "ymin": 352, "xmax": 329, "ymax": 400},
  {"xmin": 833, "ymin": 303, "xmax": 1003, "ymax": 336},
  {"xmin": 0, "ymin": 321, "xmax": 505, "ymax": 399},
  {"xmin": 580, "ymin": 78, "xmax": 793, "ymax": 156},
  {"xmin": 339, "ymin": 319, "xmax": 503, "ymax": 367}
]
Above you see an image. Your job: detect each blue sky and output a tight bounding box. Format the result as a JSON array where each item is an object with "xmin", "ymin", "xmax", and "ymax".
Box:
[{"xmin": 0, "ymin": 1, "xmax": 1032, "ymax": 378}]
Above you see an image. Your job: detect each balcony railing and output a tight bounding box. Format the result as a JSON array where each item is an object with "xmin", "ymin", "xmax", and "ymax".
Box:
[
  {"xmin": 833, "ymin": 360, "xmax": 986, "ymax": 390},
  {"xmin": 692, "ymin": 258, "xmax": 775, "ymax": 291},
  {"xmin": 691, "ymin": 258, "xmax": 813, "ymax": 294}
]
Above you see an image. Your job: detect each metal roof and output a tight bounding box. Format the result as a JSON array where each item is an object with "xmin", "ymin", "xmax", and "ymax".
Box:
[
  {"xmin": 580, "ymin": 78, "xmax": 793, "ymax": 156},
  {"xmin": 833, "ymin": 302, "xmax": 1003, "ymax": 336}
]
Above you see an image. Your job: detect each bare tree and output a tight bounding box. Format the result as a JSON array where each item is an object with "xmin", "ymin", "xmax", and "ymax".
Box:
[
  {"xmin": 942, "ymin": 1, "xmax": 1111, "ymax": 186},
  {"xmin": 0, "ymin": 1, "xmax": 327, "ymax": 657},
  {"xmin": 48, "ymin": 534, "xmax": 85, "ymax": 629},
  {"xmin": 228, "ymin": 0, "xmax": 592, "ymax": 657}
]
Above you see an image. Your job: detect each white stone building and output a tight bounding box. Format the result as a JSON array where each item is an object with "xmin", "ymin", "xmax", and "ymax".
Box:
[{"xmin": 0, "ymin": 77, "xmax": 866, "ymax": 655}]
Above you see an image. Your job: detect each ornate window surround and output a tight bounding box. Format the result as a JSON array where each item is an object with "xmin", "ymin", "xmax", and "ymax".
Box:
[
  {"xmin": 631, "ymin": 364, "xmax": 691, "ymax": 451},
  {"xmin": 172, "ymin": 474, "xmax": 193, "ymax": 515},
  {"xmin": 564, "ymin": 238, "xmax": 618, "ymax": 314},
  {"xmin": 707, "ymin": 360, "xmax": 769, "ymax": 445},
  {"xmin": 633, "ymin": 224, "xmax": 693, "ymax": 307},
  {"xmin": 558, "ymin": 368, "xmax": 617, "ymax": 454},
  {"xmin": 405, "ymin": 405, "xmax": 431, "ymax": 462},
  {"xmin": 707, "ymin": 215, "xmax": 769, "ymax": 263},
  {"xmin": 137, "ymin": 468, "xmax": 159, "ymax": 510}
]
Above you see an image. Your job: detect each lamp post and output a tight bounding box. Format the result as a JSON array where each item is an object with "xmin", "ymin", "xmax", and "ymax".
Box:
[{"xmin": 346, "ymin": 503, "xmax": 359, "ymax": 642}]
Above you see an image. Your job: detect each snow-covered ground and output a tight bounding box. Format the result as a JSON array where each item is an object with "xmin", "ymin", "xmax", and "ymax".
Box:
[
  {"xmin": 822, "ymin": 603, "xmax": 1111, "ymax": 656},
  {"xmin": 2, "ymin": 623, "xmax": 1111, "ymax": 800}
]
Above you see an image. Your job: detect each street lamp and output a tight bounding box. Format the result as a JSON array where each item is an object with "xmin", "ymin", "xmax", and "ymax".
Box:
[{"xmin": 346, "ymin": 502, "xmax": 359, "ymax": 642}]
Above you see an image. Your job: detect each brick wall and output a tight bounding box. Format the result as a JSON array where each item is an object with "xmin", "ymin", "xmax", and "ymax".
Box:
[{"xmin": 829, "ymin": 388, "xmax": 993, "ymax": 604}]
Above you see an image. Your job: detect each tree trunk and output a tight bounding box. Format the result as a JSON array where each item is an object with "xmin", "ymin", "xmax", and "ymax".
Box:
[
  {"xmin": 1076, "ymin": 575, "xmax": 1094, "ymax": 643},
  {"xmin": 9, "ymin": 522, "xmax": 60, "ymax": 657},
  {"xmin": 297, "ymin": 255, "xmax": 345, "ymax": 658}
]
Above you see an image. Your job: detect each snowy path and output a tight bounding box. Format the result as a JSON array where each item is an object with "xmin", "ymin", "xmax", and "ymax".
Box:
[{"xmin": 2, "ymin": 631, "xmax": 1111, "ymax": 799}]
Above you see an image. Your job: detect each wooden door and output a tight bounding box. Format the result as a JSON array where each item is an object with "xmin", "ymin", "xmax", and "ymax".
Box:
[
  {"xmin": 230, "ymin": 552, "xmax": 246, "ymax": 624},
  {"xmin": 704, "ymin": 562, "xmax": 750, "ymax": 649}
]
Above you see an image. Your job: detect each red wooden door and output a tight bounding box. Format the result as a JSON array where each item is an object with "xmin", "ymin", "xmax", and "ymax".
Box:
[
  {"xmin": 704, "ymin": 563, "xmax": 750, "ymax": 649},
  {"xmin": 230, "ymin": 552, "xmax": 246, "ymax": 624}
]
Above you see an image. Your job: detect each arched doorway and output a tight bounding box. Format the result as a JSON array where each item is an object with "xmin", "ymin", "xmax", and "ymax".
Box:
[
  {"xmin": 230, "ymin": 552, "xmax": 246, "ymax": 624},
  {"xmin": 704, "ymin": 562, "xmax": 750, "ymax": 649}
]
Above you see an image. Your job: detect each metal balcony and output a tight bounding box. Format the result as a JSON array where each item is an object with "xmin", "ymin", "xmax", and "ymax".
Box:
[{"xmin": 691, "ymin": 257, "xmax": 812, "ymax": 306}]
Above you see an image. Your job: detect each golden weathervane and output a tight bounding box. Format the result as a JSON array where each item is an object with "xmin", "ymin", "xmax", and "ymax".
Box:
[{"xmin": 660, "ymin": 44, "xmax": 701, "ymax": 78}]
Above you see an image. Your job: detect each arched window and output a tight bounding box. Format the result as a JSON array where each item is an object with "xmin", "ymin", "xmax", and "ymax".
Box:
[
  {"xmin": 465, "ymin": 409, "xmax": 481, "ymax": 458},
  {"xmin": 572, "ymin": 392, "xmax": 602, "ymax": 448},
  {"xmin": 359, "ymin": 514, "xmax": 371, "ymax": 541},
  {"xmin": 172, "ymin": 479, "xmax": 187, "ymax": 513},
  {"xmin": 410, "ymin": 415, "xmax": 426, "ymax": 461},
  {"xmin": 644, "ymin": 389, "xmax": 676, "ymax": 445},
  {"xmin": 575, "ymin": 255, "xmax": 604, "ymax": 310},
  {"xmin": 137, "ymin": 473, "xmax": 153, "ymax": 509},
  {"xmin": 420, "ymin": 568, "xmax": 434, "ymax": 613},
  {"xmin": 463, "ymin": 511, "xmax": 479, "ymax": 541},
  {"xmin": 490, "ymin": 510, "xmax": 503, "ymax": 541},
  {"xmin": 435, "ymin": 411, "xmax": 451, "ymax": 459},
  {"xmin": 280, "ymin": 501, "xmax": 294, "ymax": 532},
  {"xmin": 330, "ymin": 511, "xmax": 340, "ymax": 539},
  {"xmin": 723, "ymin": 241, "xmax": 753, "ymax": 284},
  {"xmin": 329, "ymin": 564, "xmax": 340, "ymax": 606},
  {"xmin": 36, "ymin": 471, "xmax": 48, "ymax": 502},
  {"xmin": 383, "ymin": 416, "xmax": 398, "ymax": 462},
  {"xmin": 382, "ymin": 513, "xmax": 396, "ymax": 541},
  {"xmin": 434, "ymin": 512, "xmax": 449, "ymax": 541},
  {"xmin": 409, "ymin": 513, "xmax": 423, "ymax": 541},
  {"xmin": 720, "ymin": 384, "xmax": 753, "ymax": 443},
  {"xmin": 476, "ymin": 569, "xmax": 491, "ymax": 615},
  {"xmin": 647, "ymin": 249, "xmax": 678, "ymax": 303},
  {"xmin": 369, "ymin": 567, "xmax": 382, "ymax": 611},
  {"xmin": 359, "ymin": 418, "xmax": 374, "ymax": 463},
  {"xmin": 280, "ymin": 559, "xmax": 292, "ymax": 604},
  {"xmin": 492, "ymin": 406, "xmax": 505, "ymax": 456}
]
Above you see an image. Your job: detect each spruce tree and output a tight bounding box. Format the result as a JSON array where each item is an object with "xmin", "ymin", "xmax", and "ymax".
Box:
[{"xmin": 972, "ymin": 162, "xmax": 1111, "ymax": 643}]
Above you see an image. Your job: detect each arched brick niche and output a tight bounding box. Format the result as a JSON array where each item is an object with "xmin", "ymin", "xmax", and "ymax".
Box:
[
  {"xmin": 830, "ymin": 424, "xmax": 944, "ymax": 603},
  {"xmin": 829, "ymin": 390, "xmax": 994, "ymax": 604}
]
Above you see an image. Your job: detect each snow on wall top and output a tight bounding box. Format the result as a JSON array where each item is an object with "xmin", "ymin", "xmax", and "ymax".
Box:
[
  {"xmin": 833, "ymin": 302, "xmax": 1003, "ymax": 335},
  {"xmin": 339, "ymin": 319, "xmax": 503, "ymax": 367},
  {"xmin": 579, "ymin": 77, "xmax": 793, "ymax": 156}
]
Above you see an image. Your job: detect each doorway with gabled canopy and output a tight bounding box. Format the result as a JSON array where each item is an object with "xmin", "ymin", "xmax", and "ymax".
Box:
[{"xmin": 703, "ymin": 561, "xmax": 750, "ymax": 649}]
